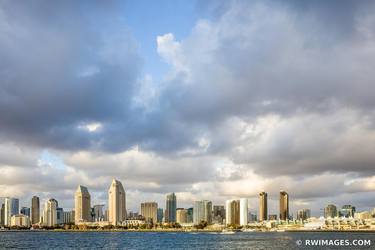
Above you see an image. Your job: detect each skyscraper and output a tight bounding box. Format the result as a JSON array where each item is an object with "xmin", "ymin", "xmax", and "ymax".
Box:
[
  {"xmin": 4, "ymin": 198, "xmax": 19, "ymax": 226},
  {"xmin": 20, "ymin": 207, "xmax": 31, "ymax": 217},
  {"xmin": 279, "ymin": 191, "xmax": 289, "ymax": 221},
  {"xmin": 165, "ymin": 193, "xmax": 176, "ymax": 223},
  {"xmin": 141, "ymin": 202, "xmax": 158, "ymax": 223},
  {"xmin": 239, "ymin": 198, "xmax": 248, "ymax": 226},
  {"xmin": 225, "ymin": 199, "xmax": 240, "ymax": 225},
  {"xmin": 0, "ymin": 203, "xmax": 4, "ymax": 226},
  {"xmin": 193, "ymin": 200, "xmax": 212, "ymax": 225},
  {"xmin": 75, "ymin": 185, "xmax": 91, "ymax": 223},
  {"xmin": 340, "ymin": 205, "xmax": 356, "ymax": 218},
  {"xmin": 259, "ymin": 192, "xmax": 268, "ymax": 222},
  {"xmin": 324, "ymin": 204, "xmax": 337, "ymax": 218},
  {"xmin": 31, "ymin": 196, "xmax": 40, "ymax": 225},
  {"xmin": 108, "ymin": 179, "xmax": 126, "ymax": 225},
  {"xmin": 43, "ymin": 198, "xmax": 58, "ymax": 227}
]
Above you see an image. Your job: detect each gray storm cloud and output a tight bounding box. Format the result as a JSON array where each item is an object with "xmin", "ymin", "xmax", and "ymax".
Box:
[{"xmin": 0, "ymin": 0, "xmax": 375, "ymax": 213}]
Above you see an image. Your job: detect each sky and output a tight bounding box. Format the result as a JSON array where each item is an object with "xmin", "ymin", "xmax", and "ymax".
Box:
[{"xmin": 1, "ymin": 0, "xmax": 375, "ymax": 217}]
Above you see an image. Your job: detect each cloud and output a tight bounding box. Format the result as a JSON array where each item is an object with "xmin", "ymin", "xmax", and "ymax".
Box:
[{"xmin": 0, "ymin": 0, "xmax": 375, "ymax": 214}]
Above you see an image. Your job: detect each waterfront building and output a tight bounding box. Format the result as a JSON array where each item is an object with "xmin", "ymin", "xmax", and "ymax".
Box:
[
  {"xmin": 324, "ymin": 204, "xmax": 338, "ymax": 218},
  {"xmin": 93, "ymin": 205, "xmax": 105, "ymax": 222},
  {"xmin": 4, "ymin": 197, "xmax": 19, "ymax": 226},
  {"xmin": 340, "ymin": 205, "xmax": 356, "ymax": 218},
  {"xmin": 0, "ymin": 203, "xmax": 4, "ymax": 226},
  {"xmin": 75, "ymin": 185, "xmax": 91, "ymax": 223},
  {"xmin": 279, "ymin": 191, "xmax": 289, "ymax": 221},
  {"xmin": 259, "ymin": 192, "xmax": 268, "ymax": 222},
  {"xmin": 157, "ymin": 208, "xmax": 163, "ymax": 223},
  {"xmin": 248, "ymin": 212, "xmax": 257, "ymax": 222},
  {"xmin": 239, "ymin": 198, "xmax": 248, "ymax": 226},
  {"xmin": 10, "ymin": 214, "xmax": 30, "ymax": 227},
  {"xmin": 165, "ymin": 193, "xmax": 176, "ymax": 223},
  {"xmin": 354, "ymin": 211, "xmax": 372, "ymax": 220},
  {"xmin": 213, "ymin": 205, "xmax": 225, "ymax": 224},
  {"xmin": 176, "ymin": 208, "xmax": 188, "ymax": 224},
  {"xmin": 57, "ymin": 207, "xmax": 64, "ymax": 225},
  {"xmin": 268, "ymin": 214, "xmax": 277, "ymax": 220},
  {"xmin": 141, "ymin": 202, "xmax": 158, "ymax": 223},
  {"xmin": 193, "ymin": 200, "xmax": 212, "ymax": 225},
  {"xmin": 31, "ymin": 196, "xmax": 40, "ymax": 224},
  {"xmin": 43, "ymin": 198, "xmax": 58, "ymax": 227},
  {"xmin": 297, "ymin": 209, "xmax": 311, "ymax": 221},
  {"xmin": 108, "ymin": 179, "xmax": 126, "ymax": 225},
  {"xmin": 187, "ymin": 207, "xmax": 193, "ymax": 223},
  {"xmin": 63, "ymin": 210, "xmax": 75, "ymax": 224},
  {"xmin": 20, "ymin": 207, "xmax": 30, "ymax": 217},
  {"xmin": 225, "ymin": 200, "xmax": 240, "ymax": 225}
]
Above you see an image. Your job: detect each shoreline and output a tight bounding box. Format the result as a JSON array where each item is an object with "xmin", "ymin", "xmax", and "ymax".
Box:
[{"xmin": 1, "ymin": 229, "xmax": 375, "ymax": 233}]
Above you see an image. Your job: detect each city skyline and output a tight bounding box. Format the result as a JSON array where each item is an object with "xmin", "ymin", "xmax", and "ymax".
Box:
[{"xmin": 1, "ymin": 0, "xmax": 375, "ymax": 219}]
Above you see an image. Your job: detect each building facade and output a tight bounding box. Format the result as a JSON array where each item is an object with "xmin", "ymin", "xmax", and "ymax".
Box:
[
  {"xmin": 20, "ymin": 207, "xmax": 30, "ymax": 217},
  {"xmin": 225, "ymin": 200, "xmax": 240, "ymax": 225},
  {"xmin": 324, "ymin": 204, "xmax": 338, "ymax": 218},
  {"xmin": 141, "ymin": 202, "xmax": 158, "ymax": 223},
  {"xmin": 4, "ymin": 197, "xmax": 19, "ymax": 226},
  {"xmin": 297, "ymin": 209, "xmax": 311, "ymax": 221},
  {"xmin": 43, "ymin": 198, "xmax": 58, "ymax": 227},
  {"xmin": 165, "ymin": 193, "xmax": 176, "ymax": 223},
  {"xmin": 259, "ymin": 192, "xmax": 268, "ymax": 222},
  {"xmin": 279, "ymin": 191, "xmax": 289, "ymax": 221},
  {"xmin": 340, "ymin": 205, "xmax": 356, "ymax": 218},
  {"xmin": 75, "ymin": 185, "xmax": 91, "ymax": 223},
  {"xmin": 63, "ymin": 210, "xmax": 75, "ymax": 224},
  {"xmin": 193, "ymin": 200, "xmax": 212, "ymax": 225},
  {"xmin": 31, "ymin": 196, "xmax": 40, "ymax": 225},
  {"xmin": 93, "ymin": 205, "xmax": 105, "ymax": 222},
  {"xmin": 157, "ymin": 208, "xmax": 163, "ymax": 223},
  {"xmin": 108, "ymin": 179, "xmax": 126, "ymax": 225},
  {"xmin": 213, "ymin": 205, "xmax": 225, "ymax": 224},
  {"xmin": 239, "ymin": 198, "xmax": 248, "ymax": 226},
  {"xmin": 176, "ymin": 208, "xmax": 188, "ymax": 224},
  {"xmin": 10, "ymin": 214, "xmax": 30, "ymax": 228}
]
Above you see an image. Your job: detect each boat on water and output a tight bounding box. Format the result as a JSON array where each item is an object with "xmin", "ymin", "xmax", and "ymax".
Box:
[
  {"xmin": 242, "ymin": 228, "xmax": 256, "ymax": 232},
  {"xmin": 221, "ymin": 229, "xmax": 237, "ymax": 234}
]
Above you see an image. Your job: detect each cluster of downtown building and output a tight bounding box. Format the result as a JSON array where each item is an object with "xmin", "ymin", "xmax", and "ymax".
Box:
[{"xmin": 0, "ymin": 181, "xmax": 373, "ymax": 229}]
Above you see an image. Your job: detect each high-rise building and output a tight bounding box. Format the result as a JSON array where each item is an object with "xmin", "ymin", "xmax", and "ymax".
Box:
[
  {"xmin": 31, "ymin": 196, "xmax": 40, "ymax": 225},
  {"xmin": 20, "ymin": 207, "xmax": 31, "ymax": 217},
  {"xmin": 4, "ymin": 198, "xmax": 19, "ymax": 226},
  {"xmin": 93, "ymin": 205, "xmax": 105, "ymax": 222},
  {"xmin": 0, "ymin": 203, "xmax": 4, "ymax": 226},
  {"xmin": 187, "ymin": 207, "xmax": 193, "ymax": 223},
  {"xmin": 108, "ymin": 179, "xmax": 126, "ymax": 225},
  {"xmin": 239, "ymin": 198, "xmax": 248, "ymax": 226},
  {"xmin": 297, "ymin": 209, "xmax": 311, "ymax": 221},
  {"xmin": 165, "ymin": 193, "xmax": 176, "ymax": 223},
  {"xmin": 279, "ymin": 191, "xmax": 289, "ymax": 221},
  {"xmin": 74, "ymin": 185, "xmax": 91, "ymax": 223},
  {"xmin": 141, "ymin": 202, "xmax": 158, "ymax": 223},
  {"xmin": 176, "ymin": 208, "xmax": 188, "ymax": 224},
  {"xmin": 225, "ymin": 200, "xmax": 240, "ymax": 225},
  {"xmin": 259, "ymin": 192, "xmax": 268, "ymax": 222},
  {"xmin": 157, "ymin": 208, "xmax": 164, "ymax": 223},
  {"xmin": 43, "ymin": 198, "xmax": 58, "ymax": 227},
  {"xmin": 193, "ymin": 200, "xmax": 212, "ymax": 225},
  {"xmin": 56, "ymin": 207, "xmax": 64, "ymax": 225},
  {"xmin": 324, "ymin": 204, "xmax": 337, "ymax": 218},
  {"xmin": 213, "ymin": 205, "xmax": 225, "ymax": 224},
  {"xmin": 340, "ymin": 205, "xmax": 356, "ymax": 218},
  {"xmin": 10, "ymin": 214, "xmax": 30, "ymax": 228}
]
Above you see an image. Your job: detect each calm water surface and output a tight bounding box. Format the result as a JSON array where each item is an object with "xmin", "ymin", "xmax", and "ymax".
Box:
[{"xmin": 0, "ymin": 231, "xmax": 374, "ymax": 249}]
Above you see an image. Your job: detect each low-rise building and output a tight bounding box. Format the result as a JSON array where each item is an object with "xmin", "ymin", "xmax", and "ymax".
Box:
[{"xmin": 10, "ymin": 214, "xmax": 30, "ymax": 228}]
